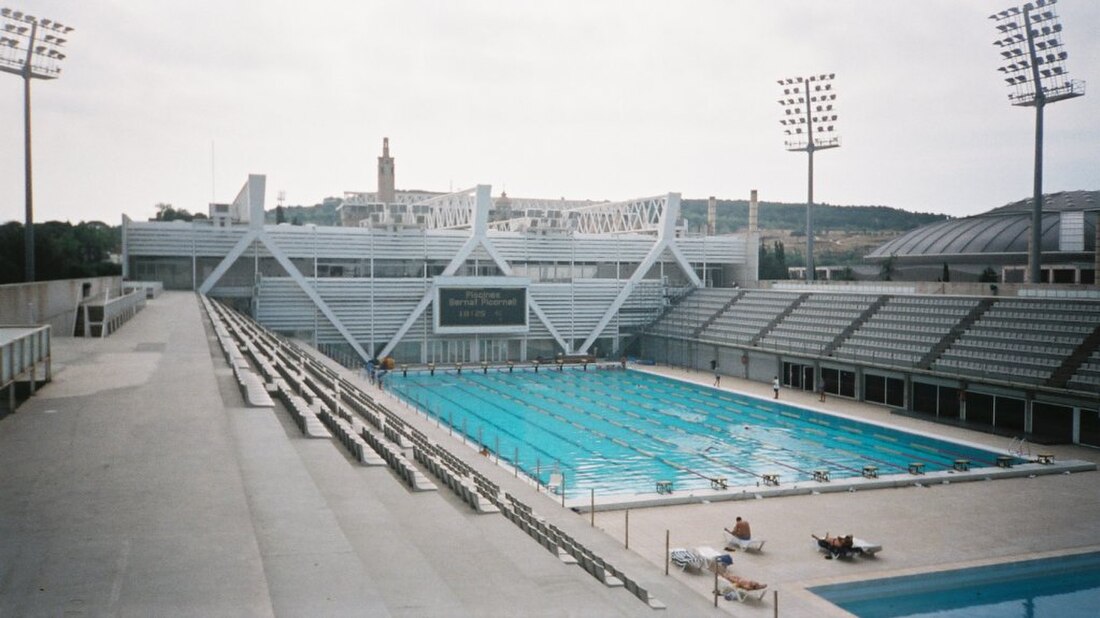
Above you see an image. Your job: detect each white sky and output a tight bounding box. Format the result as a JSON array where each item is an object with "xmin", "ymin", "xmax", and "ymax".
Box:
[{"xmin": 1, "ymin": 0, "xmax": 1098, "ymax": 225}]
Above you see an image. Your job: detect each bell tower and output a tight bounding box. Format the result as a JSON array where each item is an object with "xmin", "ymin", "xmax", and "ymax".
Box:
[{"xmin": 377, "ymin": 137, "xmax": 395, "ymax": 204}]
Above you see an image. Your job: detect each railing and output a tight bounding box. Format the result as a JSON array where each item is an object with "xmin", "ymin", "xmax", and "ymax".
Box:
[
  {"xmin": 1, "ymin": 324, "xmax": 51, "ymax": 402},
  {"xmin": 82, "ymin": 290, "xmax": 146, "ymax": 338}
]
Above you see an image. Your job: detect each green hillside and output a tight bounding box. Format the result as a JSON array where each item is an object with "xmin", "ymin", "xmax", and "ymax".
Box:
[{"xmin": 680, "ymin": 198, "xmax": 947, "ymax": 235}]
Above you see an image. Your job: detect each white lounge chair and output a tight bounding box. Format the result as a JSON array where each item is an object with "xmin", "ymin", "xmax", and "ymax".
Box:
[
  {"xmin": 813, "ymin": 535, "xmax": 882, "ymax": 559},
  {"xmin": 723, "ymin": 531, "xmax": 766, "ymax": 553},
  {"xmin": 852, "ymin": 538, "xmax": 882, "ymax": 556},
  {"xmin": 718, "ymin": 582, "xmax": 768, "ymax": 603},
  {"xmin": 669, "ymin": 548, "xmax": 707, "ymax": 572}
]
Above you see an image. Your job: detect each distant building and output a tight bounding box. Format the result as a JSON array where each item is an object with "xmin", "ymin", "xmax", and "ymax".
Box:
[
  {"xmin": 866, "ymin": 190, "xmax": 1098, "ymax": 284},
  {"xmin": 337, "ymin": 139, "xmax": 619, "ymax": 233}
]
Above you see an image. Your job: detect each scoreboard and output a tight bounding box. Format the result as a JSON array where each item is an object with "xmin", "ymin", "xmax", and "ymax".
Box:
[{"xmin": 433, "ymin": 277, "xmax": 529, "ymax": 334}]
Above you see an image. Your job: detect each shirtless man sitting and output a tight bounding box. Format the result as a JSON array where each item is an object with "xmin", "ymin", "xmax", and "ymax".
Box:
[{"xmin": 723, "ymin": 516, "xmax": 751, "ymax": 551}]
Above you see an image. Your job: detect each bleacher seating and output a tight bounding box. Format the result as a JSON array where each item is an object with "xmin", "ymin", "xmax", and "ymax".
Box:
[
  {"xmin": 1068, "ymin": 349, "xmax": 1100, "ymax": 390},
  {"xmin": 200, "ymin": 294, "xmax": 665, "ymax": 610},
  {"xmin": 647, "ymin": 288, "xmax": 737, "ymax": 338},
  {"xmin": 698, "ymin": 290, "xmax": 800, "ymax": 345},
  {"xmin": 757, "ymin": 293, "xmax": 877, "ymax": 354},
  {"xmin": 833, "ymin": 296, "xmax": 979, "ymax": 367},
  {"xmin": 933, "ymin": 299, "xmax": 1100, "ymax": 385},
  {"xmin": 645, "ymin": 288, "xmax": 1099, "ymax": 393}
]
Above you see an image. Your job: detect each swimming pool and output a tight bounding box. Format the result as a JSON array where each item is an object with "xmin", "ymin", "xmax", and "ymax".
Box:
[
  {"xmin": 388, "ymin": 367, "xmax": 1019, "ymax": 499},
  {"xmin": 809, "ymin": 552, "xmax": 1100, "ymax": 617}
]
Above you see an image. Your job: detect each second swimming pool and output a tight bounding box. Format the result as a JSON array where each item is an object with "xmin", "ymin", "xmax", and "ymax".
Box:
[{"xmin": 387, "ymin": 367, "xmax": 1020, "ymax": 499}]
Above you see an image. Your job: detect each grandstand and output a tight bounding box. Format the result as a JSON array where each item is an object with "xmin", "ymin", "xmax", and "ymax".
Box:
[
  {"xmin": 124, "ymin": 177, "xmax": 755, "ymax": 365},
  {"xmin": 642, "ymin": 287, "xmax": 1100, "ymax": 447}
]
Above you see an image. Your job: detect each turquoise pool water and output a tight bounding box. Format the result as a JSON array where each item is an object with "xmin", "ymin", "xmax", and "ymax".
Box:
[
  {"xmin": 810, "ymin": 552, "xmax": 1100, "ymax": 617},
  {"xmin": 388, "ymin": 367, "xmax": 1019, "ymax": 498}
]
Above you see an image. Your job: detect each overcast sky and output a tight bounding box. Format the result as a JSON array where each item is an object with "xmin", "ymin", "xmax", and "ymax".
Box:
[{"xmin": 1, "ymin": 1, "xmax": 1098, "ymax": 225}]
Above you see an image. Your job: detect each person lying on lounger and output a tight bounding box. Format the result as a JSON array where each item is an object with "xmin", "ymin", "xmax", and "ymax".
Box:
[
  {"xmin": 719, "ymin": 571, "xmax": 766, "ymax": 591},
  {"xmin": 812, "ymin": 533, "xmax": 855, "ymax": 558}
]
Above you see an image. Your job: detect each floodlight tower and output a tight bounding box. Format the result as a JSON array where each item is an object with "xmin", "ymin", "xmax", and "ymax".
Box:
[
  {"xmin": 990, "ymin": 0, "xmax": 1084, "ymax": 284},
  {"xmin": 777, "ymin": 74, "xmax": 839, "ymax": 282},
  {"xmin": 0, "ymin": 7, "xmax": 73, "ymax": 283}
]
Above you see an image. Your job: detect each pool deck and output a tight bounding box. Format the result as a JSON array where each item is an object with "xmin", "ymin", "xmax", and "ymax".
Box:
[
  {"xmin": 582, "ymin": 363, "xmax": 1100, "ymax": 616},
  {"xmin": 2, "ymin": 291, "xmax": 1098, "ymax": 617}
]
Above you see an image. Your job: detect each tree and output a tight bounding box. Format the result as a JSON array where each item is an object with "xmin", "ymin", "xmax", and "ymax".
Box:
[
  {"xmin": 0, "ymin": 221, "xmax": 121, "ymax": 284},
  {"xmin": 978, "ymin": 267, "xmax": 999, "ymax": 283},
  {"xmin": 276, "ymin": 205, "xmax": 286, "ymax": 224},
  {"xmin": 153, "ymin": 203, "xmax": 205, "ymax": 222},
  {"xmin": 880, "ymin": 255, "xmax": 896, "ymax": 281},
  {"xmin": 758, "ymin": 240, "xmax": 790, "ymax": 280}
]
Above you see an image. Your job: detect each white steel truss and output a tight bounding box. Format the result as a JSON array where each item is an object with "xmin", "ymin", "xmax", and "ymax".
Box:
[
  {"xmin": 418, "ymin": 187, "xmax": 478, "ymax": 230},
  {"xmin": 565, "ymin": 195, "xmax": 667, "ymax": 235}
]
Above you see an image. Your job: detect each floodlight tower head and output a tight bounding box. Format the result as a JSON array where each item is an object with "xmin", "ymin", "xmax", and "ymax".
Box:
[
  {"xmin": 0, "ymin": 7, "xmax": 72, "ymax": 80},
  {"xmin": 777, "ymin": 73, "xmax": 840, "ymax": 152},
  {"xmin": 990, "ymin": 0, "xmax": 1084, "ymax": 107}
]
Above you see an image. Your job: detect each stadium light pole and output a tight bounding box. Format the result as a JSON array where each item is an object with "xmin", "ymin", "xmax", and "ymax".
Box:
[
  {"xmin": 990, "ymin": 0, "xmax": 1084, "ymax": 284},
  {"xmin": 0, "ymin": 8, "xmax": 73, "ymax": 283},
  {"xmin": 777, "ymin": 74, "xmax": 839, "ymax": 282}
]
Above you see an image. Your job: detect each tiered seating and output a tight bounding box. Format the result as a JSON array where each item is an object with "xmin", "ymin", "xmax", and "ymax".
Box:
[
  {"xmin": 497, "ymin": 493, "xmax": 665, "ymax": 609},
  {"xmin": 201, "ymin": 295, "xmax": 668, "ymax": 610},
  {"xmin": 647, "ymin": 288, "xmax": 736, "ymax": 338},
  {"xmin": 933, "ymin": 299, "xmax": 1099, "ymax": 384},
  {"xmin": 757, "ymin": 294, "xmax": 878, "ymax": 355},
  {"xmin": 203, "ymin": 296, "xmax": 274, "ymax": 408},
  {"xmin": 1068, "ymin": 349, "xmax": 1100, "ymax": 390},
  {"xmin": 833, "ymin": 296, "xmax": 979, "ymax": 367},
  {"xmin": 699, "ymin": 290, "xmax": 800, "ymax": 344}
]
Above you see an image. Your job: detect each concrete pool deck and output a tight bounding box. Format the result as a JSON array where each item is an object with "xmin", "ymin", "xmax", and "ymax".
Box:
[{"xmin": 580, "ymin": 363, "xmax": 1100, "ymax": 616}]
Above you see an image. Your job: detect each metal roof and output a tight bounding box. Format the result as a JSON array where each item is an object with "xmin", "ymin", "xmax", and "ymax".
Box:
[{"xmin": 867, "ymin": 190, "xmax": 1098, "ymax": 260}]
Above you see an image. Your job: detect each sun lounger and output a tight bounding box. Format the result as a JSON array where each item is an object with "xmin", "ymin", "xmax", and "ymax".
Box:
[
  {"xmin": 852, "ymin": 538, "xmax": 881, "ymax": 556},
  {"xmin": 694, "ymin": 546, "xmax": 727, "ymax": 570},
  {"xmin": 814, "ymin": 536, "xmax": 882, "ymax": 559},
  {"xmin": 717, "ymin": 582, "xmax": 769, "ymax": 603},
  {"xmin": 723, "ymin": 531, "xmax": 766, "ymax": 553},
  {"xmin": 669, "ymin": 548, "xmax": 707, "ymax": 572}
]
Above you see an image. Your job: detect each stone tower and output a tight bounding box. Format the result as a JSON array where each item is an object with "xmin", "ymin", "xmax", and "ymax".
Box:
[{"xmin": 377, "ymin": 137, "xmax": 395, "ymax": 204}]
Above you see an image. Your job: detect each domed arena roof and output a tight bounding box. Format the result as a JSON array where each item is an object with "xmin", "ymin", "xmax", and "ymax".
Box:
[{"xmin": 867, "ymin": 190, "xmax": 1098, "ymax": 262}]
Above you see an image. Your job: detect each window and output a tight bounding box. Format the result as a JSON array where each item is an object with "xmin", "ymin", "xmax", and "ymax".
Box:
[{"xmin": 864, "ymin": 373, "xmax": 904, "ymax": 408}]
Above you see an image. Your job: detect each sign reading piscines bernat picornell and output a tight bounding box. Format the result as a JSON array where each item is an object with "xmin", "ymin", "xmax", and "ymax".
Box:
[{"xmin": 433, "ymin": 277, "xmax": 529, "ymax": 334}]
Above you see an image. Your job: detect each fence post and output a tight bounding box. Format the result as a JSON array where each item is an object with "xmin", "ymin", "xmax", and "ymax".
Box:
[
  {"xmin": 590, "ymin": 489, "xmax": 594, "ymax": 526},
  {"xmin": 625, "ymin": 510, "xmax": 630, "ymax": 549},
  {"xmin": 665, "ymin": 530, "xmax": 670, "ymax": 575}
]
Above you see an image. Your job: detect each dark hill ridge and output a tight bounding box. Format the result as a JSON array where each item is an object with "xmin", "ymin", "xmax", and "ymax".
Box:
[{"xmin": 679, "ymin": 199, "xmax": 948, "ymax": 235}]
